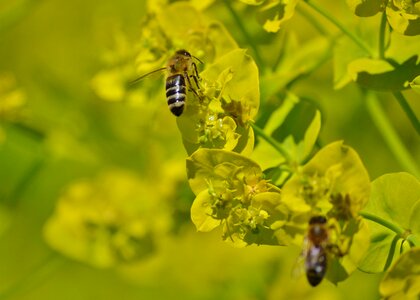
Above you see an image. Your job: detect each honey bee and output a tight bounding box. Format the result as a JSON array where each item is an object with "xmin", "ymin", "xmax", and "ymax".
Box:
[
  {"xmin": 304, "ymin": 215, "xmax": 329, "ymax": 286},
  {"xmin": 131, "ymin": 49, "xmax": 202, "ymax": 116}
]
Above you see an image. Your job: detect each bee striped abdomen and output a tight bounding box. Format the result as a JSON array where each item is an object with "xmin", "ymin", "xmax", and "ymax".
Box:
[
  {"xmin": 166, "ymin": 74, "xmax": 186, "ymax": 116},
  {"xmin": 305, "ymin": 245, "xmax": 327, "ymax": 286}
]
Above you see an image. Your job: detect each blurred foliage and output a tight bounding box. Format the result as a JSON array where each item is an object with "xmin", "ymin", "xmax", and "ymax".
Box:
[{"xmin": 0, "ymin": 0, "xmax": 419, "ymax": 299}]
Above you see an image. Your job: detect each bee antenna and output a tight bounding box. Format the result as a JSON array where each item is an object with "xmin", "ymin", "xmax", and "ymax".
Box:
[
  {"xmin": 129, "ymin": 67, "xmax": 167, "ymax": 86},
  {"xmin": 192, "ymin": 55, "xmax": 204, "ymax": 65}
]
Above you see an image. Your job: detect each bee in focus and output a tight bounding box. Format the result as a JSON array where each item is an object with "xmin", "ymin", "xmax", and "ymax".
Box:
[
  {"xmin": 131, "ymin": 49, "xmax": 202, "ymax": 117},
  {"xmin": 304, "ymin": 215, "xmax": 329, "ymax": 287}
]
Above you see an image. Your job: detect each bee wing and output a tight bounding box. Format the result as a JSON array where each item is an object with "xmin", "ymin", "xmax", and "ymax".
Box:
[
  {"xmin": 129, "ymin": 67, "xmax": 166, "ymax": 86},
  {"xmin": 291, "ymin": 237, "xmax": 309, "ymax": 279}
]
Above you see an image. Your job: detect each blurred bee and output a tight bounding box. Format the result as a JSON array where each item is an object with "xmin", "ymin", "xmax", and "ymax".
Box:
[
  {"xmin": 303, "ymin": 215, "xmax": 329, "ymax": 286},
  {"xmin": 131, "ymin": 49, "xmax": 202, "ymax": 116}
]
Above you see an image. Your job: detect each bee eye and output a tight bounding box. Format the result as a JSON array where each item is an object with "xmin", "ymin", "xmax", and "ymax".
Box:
[{"xmin": 176, "ymin": 49, "xmax": 191, "ymax": 57}]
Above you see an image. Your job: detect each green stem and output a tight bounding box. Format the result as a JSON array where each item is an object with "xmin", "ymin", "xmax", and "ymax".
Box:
[
  {"xmin": 0, "ymin": 254, "xmax": 64, "ymax": 299},
  {"xmin": 365, "ymin": 91, "xmax": 420, "ymax": 177},
  {"xmin": 392, "ymin": 91, "xmax": 420, "ymax": 136},
  {"xmin": 4, "ymin": 158, "xmax": 45, "ymax": 207},
  {"xmin": 360, "ymin": 211, "xmax": 419, "ymax": 247},
  {"xmin": 222, "ymin": 0, "xmax": 265, "ymax": 70},
  {"xmin": 296, "ymin": 4, "xmax": 328, "ymax": 36},
  {"xmin": 250, "ymin": 122, "xmax": 293, "ymax": 164},
  {"xmin": 360, "ymin": 211, "xmax": 405, "ymax": 236},
  {"xmin": 303, "ymin": 0, "xmax": 374, "ymax": 56},
  {"xmin": 378, "ymin": 12, "xmax": 387, "ymax": 59}
]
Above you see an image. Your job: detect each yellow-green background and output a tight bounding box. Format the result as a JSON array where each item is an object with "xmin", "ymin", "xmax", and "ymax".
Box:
[{"xmin": 0, "ymin": 0, "xmax": 418, "ymax": 299}]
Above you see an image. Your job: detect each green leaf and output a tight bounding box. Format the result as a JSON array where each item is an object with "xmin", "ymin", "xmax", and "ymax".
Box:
[
  {"xmin": 186, "ymin": 148, "xmax": 262, "ymax": 195},
  {"xmin": 346, "ymin": 0, "xmax": 385, "ymax": 17},
  {"xmin": 380, "ymin": 247, "xmax": 420, "ymax": 299},
  {"xmin": 251, "ymin": 94, "xmax": 321, "ymax": 170},
  {"xmin": 386, "ymin": 2, "xmax": 420, "ymax": 36},
  {"xmin": 348, "ymin": 56, "xmax": 420, "ymax": 91},
  {"xmin": 409, "ymin": 200, "xmax": 420, "ymax": 234},
  {"xmin": 359, "ymin": 172, "xmax": 420, "ymax": 273},
  {"xmin": 257, "ymin": 0, "xmax": 299, "ymax": 33}
]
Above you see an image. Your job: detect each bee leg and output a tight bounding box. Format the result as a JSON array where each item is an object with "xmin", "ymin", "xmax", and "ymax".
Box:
[
  {"xmin": 326, "ymin": 243, "xmax": 347, "ymax": 257},
  {"xmin": 192, "ymin": 62, "xmax": 200, "ymax": 79},
  {"xmin": 190, "ymin": 74, "xmax": 200, "ymax": 90},
  {"xmin": 184, "ymin": 71, "xmax": 201, "ymax": 100},
  {"xmin": 326, "ymin": 221, "xmax": 351, "ymax": 257}
]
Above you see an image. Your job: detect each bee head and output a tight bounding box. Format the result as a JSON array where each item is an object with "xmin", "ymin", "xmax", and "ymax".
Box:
[
  {"xmin": 175, "ymin": 49, "xmax": 191, "ymax": 57},
  {"xmin": 309, "ymin": 216, "xmax": 327, "ymax": 225}
]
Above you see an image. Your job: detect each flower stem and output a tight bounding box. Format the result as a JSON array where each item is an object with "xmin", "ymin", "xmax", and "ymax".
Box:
[
  {"xmin": 296, "ymin": 4, "xmax": 328, "ymax": 36},
  {"xmin": 4, "ymin": 158, "xmax": 45, "ymax": 207},
  {"xmin": 302, "ymin": 0, "xmax": 374, "ymax": 56},
  {"xmin": 359, "ymin": 211, "xmax": 419, "ymax": 247},
  {"xmin": 392, "ymin": 91, "xmax": 420, "ymax": 136},
  {"xmin": 250, "ymin": 122, "xmax": 293, "ymax": 164},
  {"xmin": 222, "ymin": 0, "xmax": 265, "ymax": 70},
  {"xmin": 359, "ymin": 211, "xmax": 405, "ymax": 236},
  {"xmin": 378, "ymin": 12, "xmax": 387, "ymax": 59},
  {"xmin": 365, "ymin": 91, "xmax": 420, "ymax": 177}
]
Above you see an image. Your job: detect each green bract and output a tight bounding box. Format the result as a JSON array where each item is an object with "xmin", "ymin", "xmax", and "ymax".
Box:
[
  {"xmin": 177, "ymin": 49, "xmax": 259, "ymax": 155},
  {"xmin": 237, "ymin": 0, "xmax": 300, "ymax": 32},
  {"xmin": 348, "ymin": 56, "xmax": 420, "ymax": 91},
  {"xmin": 346, "ymin": 0, "xmax": 385, "ymax": 17},
  {"xmin": 187, "ymin": 149, "xmax": 303, "ymax": 246},
  {"xmin": 380, "ymin": 247, "xmax": 420, "ymax": 300},
  {"xmin": 334, "ymin": 28, "xmax": 420, "ymax": 91},
  {"xmin": 258, "ymin": 0, "xmax": 300, "ymax": 33},
  {"xmin": 387, "ymin": 0, "xmax": 420, "ymax": 36},
  {"xmin": 282, "ymin": 141, "xmax": 370, "ymax": 217},
  {"xmin": 359, "ymin": 173, "xmax": 420, "ymax": 273}
]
